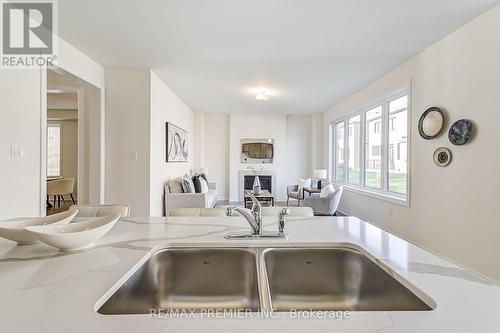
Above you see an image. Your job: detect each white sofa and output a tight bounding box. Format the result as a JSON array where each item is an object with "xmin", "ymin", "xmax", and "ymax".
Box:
[
  {"xmin": 169, "ymin": 207, "xmax": 314, "ymax": 217},
  {"xmin": 163, "ymin": 178, "xmax": 218, "ymax": 216}
]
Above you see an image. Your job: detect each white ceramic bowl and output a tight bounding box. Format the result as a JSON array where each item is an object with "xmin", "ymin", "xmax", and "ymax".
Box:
[
  {"xmin": 25, "ymin": 214, "xmax": 120, "ymax": 251},
  {"xmin": 0, "ymin": 209, "xmax": 79, "ymax": 245}
]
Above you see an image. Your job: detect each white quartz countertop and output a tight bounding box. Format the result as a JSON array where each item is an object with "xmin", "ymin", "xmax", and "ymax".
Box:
[{"xmin": 0, "ymin": 216, "xmax": 498, "ymax": 332}]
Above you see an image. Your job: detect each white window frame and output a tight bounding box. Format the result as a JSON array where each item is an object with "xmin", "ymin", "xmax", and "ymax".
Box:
[
  {"xmin": 329, "ymin": 82, "xmax": 411, "ymax": 206},
  {"xmin": 47, "ymin": 121, "xmax": 63, "ymax": 178}
]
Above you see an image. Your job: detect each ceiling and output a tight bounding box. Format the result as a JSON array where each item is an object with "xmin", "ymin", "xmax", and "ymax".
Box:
[{"xmin": 58, "ymin": 0, "xmax": 499, "ymax": 114}]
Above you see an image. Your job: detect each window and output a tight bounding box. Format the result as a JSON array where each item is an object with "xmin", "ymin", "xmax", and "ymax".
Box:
[
  {"xmin": 330, "ymin": 87, "xmax": 409, "ymax": 203},
  {"xmin": 347, "ymin": 115, "xmax": 361, "ymax": 185},
  {"xmin": 388, "ymin": 95, "xmax": 408, "ymax": 194},
  {"xmin": 365, "ymin": 106, "xmax": 382, "ymax": 189},
  {"xmin": 334, "ymin": 122, "xmax": 345, "ymax": 183},
  {"xmin": 47, "ymin": 122, "xmax": 62, "ymax": 177}
]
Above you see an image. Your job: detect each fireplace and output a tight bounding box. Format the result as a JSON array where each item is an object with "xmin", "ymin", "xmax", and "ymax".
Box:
[
  {"xmin": 244, "ymin": 175, "xmax": 272, "ymax": 193},
  {"xmin": 238, "ymin": 170, "xmax": 276, "ymax": 202}
]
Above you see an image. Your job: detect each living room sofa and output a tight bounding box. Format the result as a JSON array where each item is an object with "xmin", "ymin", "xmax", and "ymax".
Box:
[{"xmin": 163, "ymin": 178, "xmax": 218, "ymax": 216}]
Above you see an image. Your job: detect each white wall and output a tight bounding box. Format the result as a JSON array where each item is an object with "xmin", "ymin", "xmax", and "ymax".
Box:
[
  {"xmin": 286, "ymin": 115, "xmax": 312, "ymax": 186},
  {"xmin": 105, "ymin": 69, "xmax": 194, "ymax": 216},
  {"xmin": 0, "ymin": 36, "xmax": 104, "ymax": 217},
  {"xmin": 203, "ymin": 113, "xmax": 230, "ymax": 200},
  {"xmin": 192, "ymin": 112, "xmax": 205, "ymax": 171},
  {"xmin": 82, "ymin": 85, "xmax": 103, "ymax": 204},
  {"xmin": 149, "ymin": 71, "xmax": 194, "ymax": 216},
  {"xmin": 228, "ymin": 114, "xmax": 287, "ymax": 201},
  {"xmin": 105, "ymin": 68, "xmax": 151, "ymax": 216},
  {"xmin": 310, "ymin": 113, "xmax": 324, "ymax": 172},
  {"xmin": 0, "ymin": 69, "xmax": 43, "ymax": 217},
  {"xmin": 201, "ymin": 113, "xmax": 315, "ymax": 202},
  {"xmin": 47, "ymin": 93, "xmax": 78, "ymax": 109},
  {"xmin": 322, "ymin": 5, "xmax": 500, "ymax": 282}
]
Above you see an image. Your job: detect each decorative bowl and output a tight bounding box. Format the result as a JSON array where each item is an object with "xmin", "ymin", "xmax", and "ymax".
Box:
[
  {"xmin": 25, "ymin": 214, "xmax": 120, "ymax": 251},
  {"xmin": 0, "ymin": 209, "xmax": 79, "ymax": 245}
]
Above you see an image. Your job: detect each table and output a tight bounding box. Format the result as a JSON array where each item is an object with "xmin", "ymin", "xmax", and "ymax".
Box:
[
  {"xmin": 244, "ymin": 190, "xmax": 275, "ymax": 208},
  {"xmin": 303, "ymin": 186, "xmax": 321, "ymax": 198}
]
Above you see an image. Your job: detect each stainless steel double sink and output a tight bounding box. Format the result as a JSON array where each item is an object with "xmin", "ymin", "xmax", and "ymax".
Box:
[{"xmin": 97, "ymin": 246, "xmax": 434, "ymax": 314}]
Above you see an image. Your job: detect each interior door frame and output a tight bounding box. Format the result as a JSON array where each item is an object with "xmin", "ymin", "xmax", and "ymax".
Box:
[{"xmin": 41, "ymin": 66, "xmax": 104, "ymax": 216}]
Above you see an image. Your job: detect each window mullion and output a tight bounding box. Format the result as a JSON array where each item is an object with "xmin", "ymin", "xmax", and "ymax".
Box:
[
  {"xmin": 343, "ymin": 119, "xmax": 348, "ymax": 184},
  {"xmin": 382, "ymin": 100, "xmax": 389, "ymax": 192},
  {"xmin": 360, "ymin": 112, "xmax": 366, "ymax": 187},
  {"xmin": 330, "ymin": 123, "xmax": 337, "ymax": 182}
]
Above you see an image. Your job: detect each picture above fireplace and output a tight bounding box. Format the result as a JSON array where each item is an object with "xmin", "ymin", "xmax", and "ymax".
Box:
[{"xmin": 241, "ymin": 138, "xmax": 274, "ymax": 164}]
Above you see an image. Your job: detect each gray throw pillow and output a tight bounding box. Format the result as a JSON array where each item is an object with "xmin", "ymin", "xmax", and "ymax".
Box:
[
  {"xmin": 168, "ymin": 180, "xmax": 184, "ymax": 193},
  {"xmin": 182, "ymin": 175, "xmax": 195, "ymax": 193},
  {"xmin": 192, "ymin": 175, "xmax": 202, "ymax": 193}
]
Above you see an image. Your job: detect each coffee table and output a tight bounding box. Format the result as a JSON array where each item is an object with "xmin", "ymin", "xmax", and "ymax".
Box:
[{"xmin": 244, "ymin": 190, "xmax": 275, "ymax": 208}]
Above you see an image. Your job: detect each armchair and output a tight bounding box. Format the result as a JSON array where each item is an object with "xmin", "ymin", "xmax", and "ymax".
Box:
[
  {"xmin": 303, "ymin": 186, "xmax": 343, "ymax": 216},
  {"xmin": 286, "ymin": 185, "xmax": 304, "ymax": 206}
]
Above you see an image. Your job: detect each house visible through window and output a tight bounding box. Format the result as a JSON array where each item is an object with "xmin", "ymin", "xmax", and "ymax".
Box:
[
  {"xmin": 330, "ymin": 86, "xmax": 409, "ymax": 202},
  {"xmin": 47, "ymin": 122, "xmax": 62, "ymax": 177}
]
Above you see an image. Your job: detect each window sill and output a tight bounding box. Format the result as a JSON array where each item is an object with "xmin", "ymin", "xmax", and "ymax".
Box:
[{"xmin": 333, "ymin": 183, "xmax": 409, "ymax": 207}]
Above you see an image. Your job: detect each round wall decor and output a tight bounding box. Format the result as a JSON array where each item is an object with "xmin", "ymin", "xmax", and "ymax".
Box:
[
  {"xmin": 433, "ymin": 147, "xmax": 452, "ymax": 167},
  {"xmin": 418, "ymin": 107, "xmax": 444, "ymax": 139},
  {"xmin": 449, "ymin": 119, "xmax": 473, "ymax": 145}
]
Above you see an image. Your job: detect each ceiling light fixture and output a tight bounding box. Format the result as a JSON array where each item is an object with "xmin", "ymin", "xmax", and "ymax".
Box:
[{"xmin": 255, "ymin": 89, "xmax": 271, "ymax": 101}]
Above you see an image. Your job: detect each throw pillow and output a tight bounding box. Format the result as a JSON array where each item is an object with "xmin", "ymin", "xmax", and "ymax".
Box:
[
  {"xmin": 320, "ymin": 183, "xmax": 335, "ymax": 198},
  {"xmin": 182, "ymin": 175, "xmax": 195, "ymax": 193},
  {"xmin": 200, "ymin": 173, "xmax": 208, "ymax": 183},
  {"xmin": 199, "ymin": 177, "xmax": 209, "ymax": 193},
  {"xmin": 298, "ymin": 178, "xmax": 311, "ymax": 192},
  {"xmin": 192, "ymin": 175, "xmax": 202, "ymax": 193},
  {"xmin": 168, "ymin": 179, "xmax": 184, "ymax": 193}
]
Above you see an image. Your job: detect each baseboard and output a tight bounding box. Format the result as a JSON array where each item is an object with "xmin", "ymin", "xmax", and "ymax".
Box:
[{"xmin": 336, "ymin": 206, "xmax": 353, "ymax": 216}]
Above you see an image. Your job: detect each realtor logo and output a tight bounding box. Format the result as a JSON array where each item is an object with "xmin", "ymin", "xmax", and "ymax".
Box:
[{"xmin": 2, "ymin": 1, "xmax": 53, "ymax": 54}]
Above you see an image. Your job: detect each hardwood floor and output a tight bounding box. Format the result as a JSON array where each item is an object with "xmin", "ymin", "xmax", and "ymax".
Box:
[{"xmin": 46, "ymin": 196, "xmax": 76, "ymax": 216}]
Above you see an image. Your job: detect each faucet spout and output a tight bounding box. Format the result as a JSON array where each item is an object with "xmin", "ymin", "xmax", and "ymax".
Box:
[
  {"xmin": 225, "ymin": 191, "xmax": 262, "ymax": 235},
  {"xmin": 225, "ymin": 191, "xmax": 284, "ymax": 239},
  {"xmin": 226, "ymin": 206, "xmax": 260, "ymax": 234}
]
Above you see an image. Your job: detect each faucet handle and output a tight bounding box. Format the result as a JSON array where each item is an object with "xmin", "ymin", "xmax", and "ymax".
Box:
[
  {"xmin": 281, "ymin": 208, "xmax": 290, "ymax": 216},
  {"xmin": 226, "ymin": 207, "xmax": 236, "ymax": 216},
  {"xmin": 279, "ymin": 208, "xmax": 289, "ymax": 234}
]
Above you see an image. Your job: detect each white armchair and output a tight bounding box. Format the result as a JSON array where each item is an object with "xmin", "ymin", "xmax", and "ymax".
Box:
[
  {"xmin": 303, "ymin": 186, "xmax": 343, "ymax": 216},
  {"xmin": 47, "ymin": 178, "xmax": 75, "ymax": 208}
]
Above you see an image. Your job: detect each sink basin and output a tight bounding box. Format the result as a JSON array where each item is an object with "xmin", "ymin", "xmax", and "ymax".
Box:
[
  {"xmin": 97, "ymin": 247, "xmax": 260, "ymax": 314},
  {"xmin": 262, "ymin": 247, "xmax": 433, "ymax": 311},
  {"xmin": 97, "ymin": 245, "xmax": 434, "ymax": 314}
]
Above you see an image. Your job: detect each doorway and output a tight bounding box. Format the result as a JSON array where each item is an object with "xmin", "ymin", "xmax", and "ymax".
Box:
[
  {"xmin": 46, "ymin": 90, "xmax": 79, "ymax": 214},
  {"xmin": 44, "ymin": 68, "xmax": 103, "ymax": 215}
]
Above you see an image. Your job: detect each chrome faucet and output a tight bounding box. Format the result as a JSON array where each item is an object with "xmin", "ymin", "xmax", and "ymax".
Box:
[
  {"xmin": 225, "ymin": 191, "xmax": 285, "ymax": 239},
  {"xmin": 225, "ymin": 192, "xmax": 262, "ymax": 235}
]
